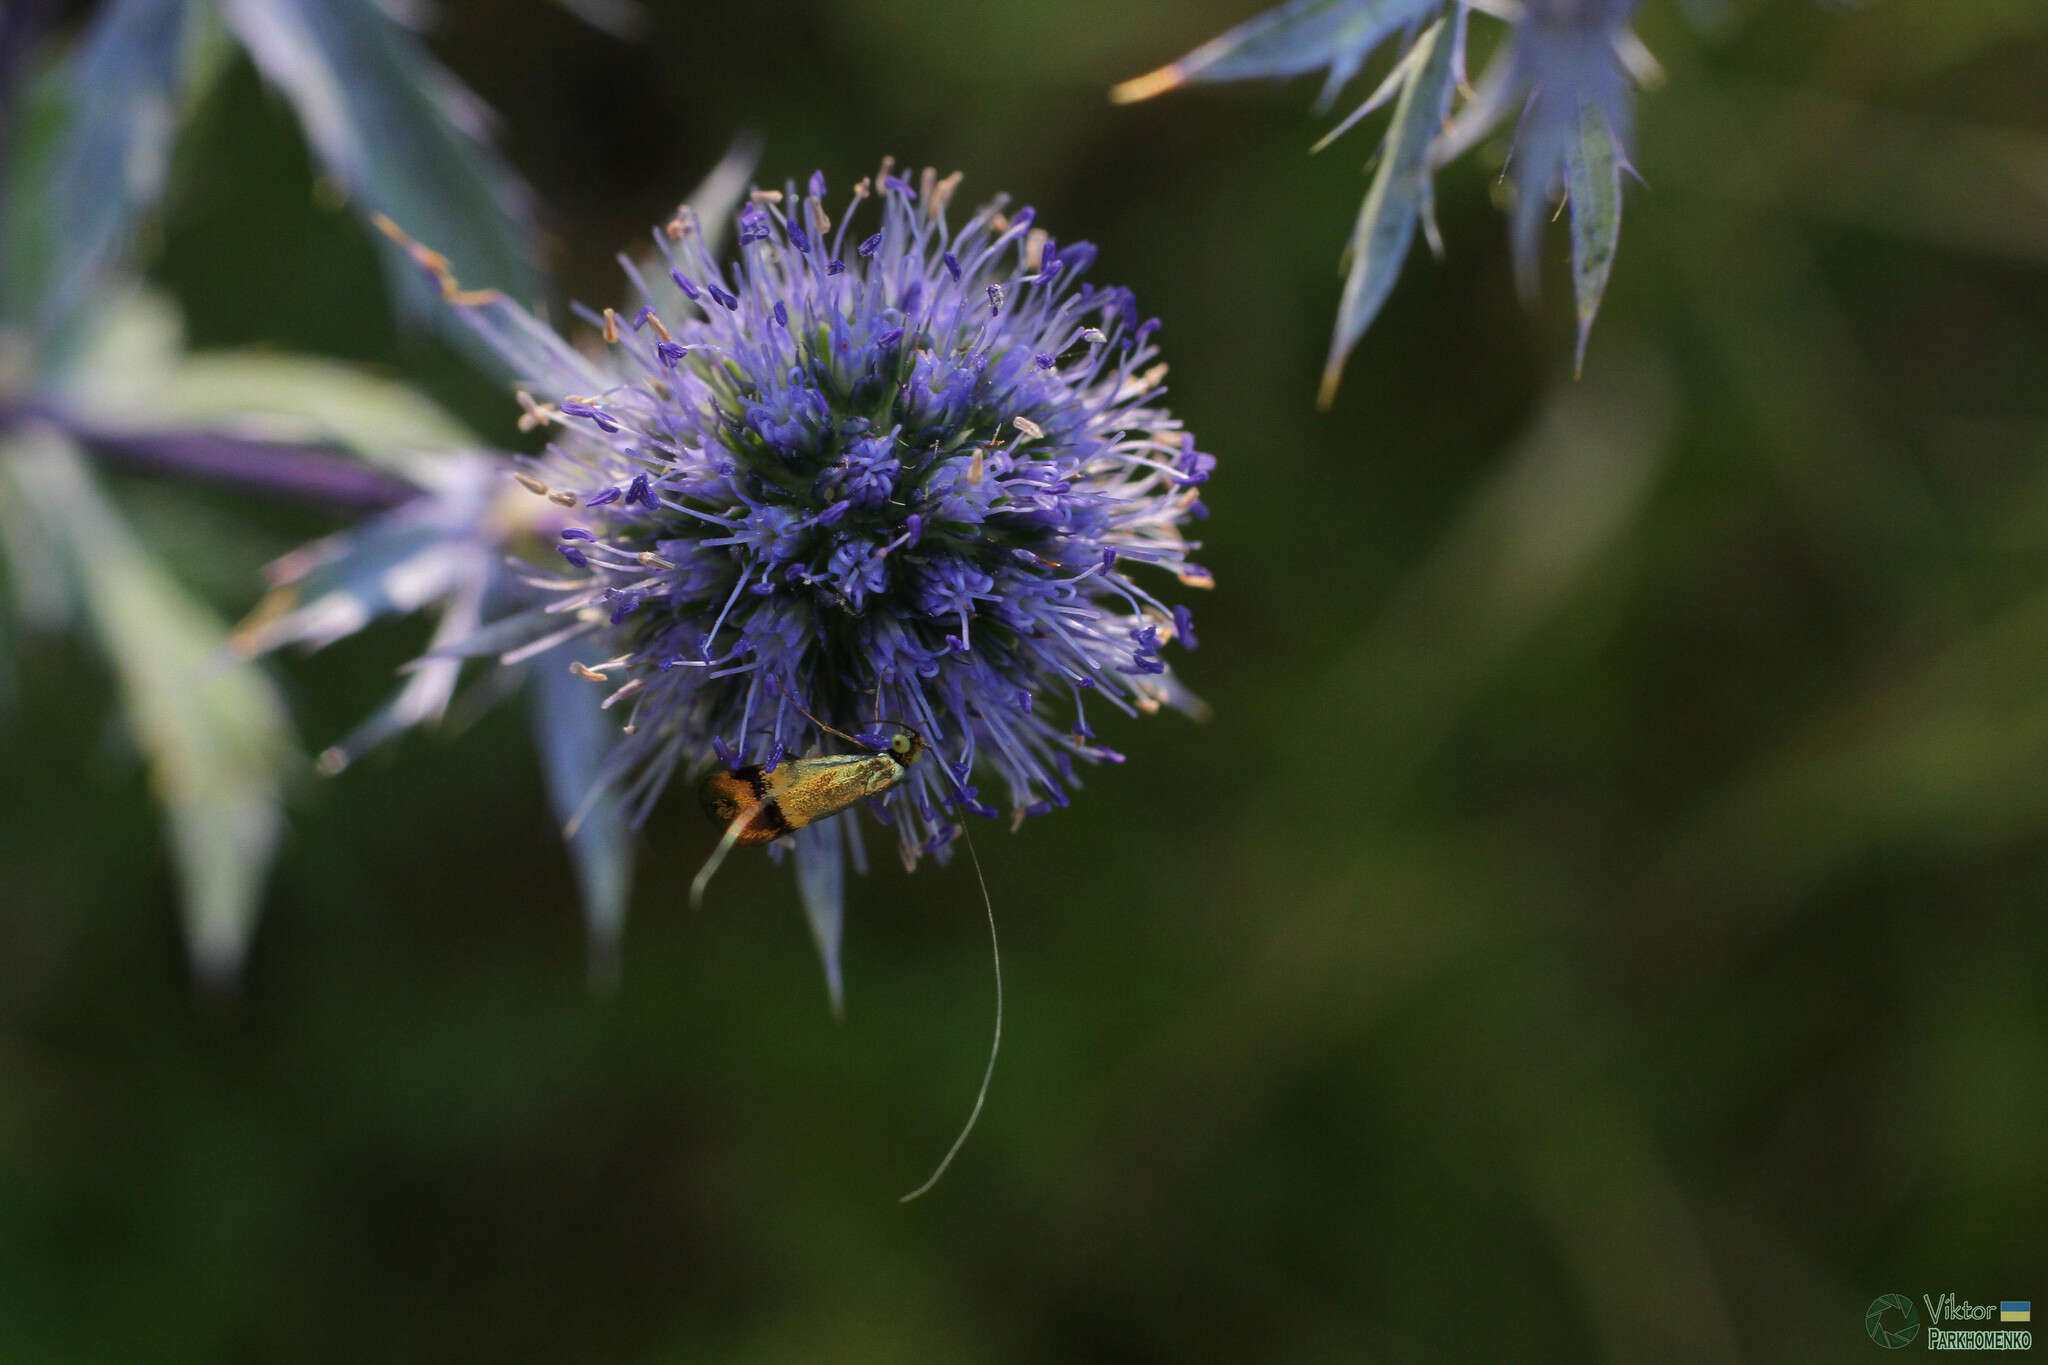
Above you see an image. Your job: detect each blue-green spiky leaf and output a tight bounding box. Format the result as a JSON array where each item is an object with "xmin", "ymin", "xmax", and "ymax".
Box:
[
  {"xmin": 4, "ymin": 427, "xmax": 295, "ymax": 983},
  {"xmin": 1319, "ymin": 15, "xmax": 1457, "ymax": 407},
  {"xmin": 1112, "ymin": 0, "xmax": 1441, "ymax": 110},
  {"xmin": 1565, "ymin": 101, "xmax": 1624, "ymax": 376},
  {"xmin": 29, "ymin": 0, "xmax": 218, "ymax": 336},
  {"xmin": 531, "ymin": 641, "xmax": 636, "ymax": 988},
  {"xmin": 791, "ymin": 817, "xmax": 848, "ymax": 1016},
  {"xmin": 219, "ymin": 0, "xmax": 543, "ymax": 335}
]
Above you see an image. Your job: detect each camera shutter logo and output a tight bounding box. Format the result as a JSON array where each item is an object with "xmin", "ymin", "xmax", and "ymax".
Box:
[{"xmin": 1865, "ymin": 1294, "xmax": 1920, "ymax": 1349}]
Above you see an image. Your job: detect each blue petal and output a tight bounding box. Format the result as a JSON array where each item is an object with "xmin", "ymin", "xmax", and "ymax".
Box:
[
  {"xmin": 1112, "ymin": 0, "xmax": 1441, "ymax": 110},
  {"xmin": 792, "ymin": 819, "xmax": 848, "ymax": 1016}
]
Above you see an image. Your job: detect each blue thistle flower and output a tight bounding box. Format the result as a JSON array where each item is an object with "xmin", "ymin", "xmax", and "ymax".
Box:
[
  {"xmin": 385, "ymin": 163, "xmax": 1214, "ymax": 1002},
  {"xmin": 1115, "ymin": 0, "xmax": 1649, "ymax": 401}
]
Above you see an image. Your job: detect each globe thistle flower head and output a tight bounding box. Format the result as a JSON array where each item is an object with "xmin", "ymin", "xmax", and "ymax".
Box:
[{"xmin": 415, "ymin": 164, "xmax": 1213, "ymax": 908}]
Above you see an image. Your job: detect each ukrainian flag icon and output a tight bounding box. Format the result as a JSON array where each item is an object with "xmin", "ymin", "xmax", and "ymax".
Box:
[{"xmin": 2001, "ymin": 1301, "xmax": 2030, "ymax": 1323}]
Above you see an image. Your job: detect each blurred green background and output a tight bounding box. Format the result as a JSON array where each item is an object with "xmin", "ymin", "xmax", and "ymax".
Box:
[{"xmin": 4, "ymin": 0, "xmax": 2047, "ymax": 1360}]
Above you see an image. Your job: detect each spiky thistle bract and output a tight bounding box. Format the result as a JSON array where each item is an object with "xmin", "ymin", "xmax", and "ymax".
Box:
[{"xmin": 1115, "ymin": 0, "xmax": 1646, "ymax": 402}]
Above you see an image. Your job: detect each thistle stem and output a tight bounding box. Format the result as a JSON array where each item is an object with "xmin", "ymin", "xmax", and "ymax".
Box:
[{"xmin": 1, "ymin": 403, "xmax": 420, "ymax": 512}]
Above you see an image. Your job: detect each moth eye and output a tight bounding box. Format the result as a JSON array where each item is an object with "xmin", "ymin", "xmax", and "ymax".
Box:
[{"xmin": 891, "ymin": 734, "xmax": 912, "ymax": 756}]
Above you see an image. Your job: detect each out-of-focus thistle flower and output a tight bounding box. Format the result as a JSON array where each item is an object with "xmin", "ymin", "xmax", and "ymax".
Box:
[
  {"xmin": 1116, "ymin": 0, "xmax": 1651, "ymax": 404},
  {"xmin": 352, "ymin": 163, "xmax": 1214, "ymax": 1005}
]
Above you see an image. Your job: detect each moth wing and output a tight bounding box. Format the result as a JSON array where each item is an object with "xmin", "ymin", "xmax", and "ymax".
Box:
[
  {"xmin": 699, "ymin": 767, "xmax": 795, "ymax": 845},
  {"xmin": 700, "ymin": 769, "xmax": 756, "ymax": 825},
  {"xmin": 776, "ymin": 754, "xmax": 892, "ymax": 829}
]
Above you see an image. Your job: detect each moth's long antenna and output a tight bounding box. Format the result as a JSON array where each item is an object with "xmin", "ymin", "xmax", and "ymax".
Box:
[
  {"xmin": 770, "ymin": 675, "xmax": 871, "ymax": 751},
  {"xmin": 691, "ymin": 800, "xmax": 766, "ymax": 910},
  {"xmin": 899, "ymin": 818, "xmax": 1001, "ymax": 1203}
]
